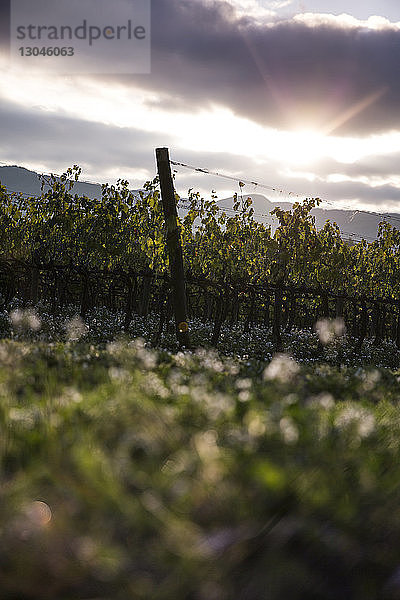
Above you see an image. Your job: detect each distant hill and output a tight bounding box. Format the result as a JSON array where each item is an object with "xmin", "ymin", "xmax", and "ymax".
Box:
[
  {"xmin": 1, "ymin": 166, "xmax": 398, "ymax": 242},
  {"xmin": 216, "ymin": 194, "xmax": 400, "ymax": 242},
  {"xmin": 0, "ymin": 165, "xmax": 106, "ymax": 199}
]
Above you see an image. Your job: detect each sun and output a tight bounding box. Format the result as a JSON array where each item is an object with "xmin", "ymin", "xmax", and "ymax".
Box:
[{"xmin": 268, "ymin": 128, "xmax": 326, "ymax": 166}]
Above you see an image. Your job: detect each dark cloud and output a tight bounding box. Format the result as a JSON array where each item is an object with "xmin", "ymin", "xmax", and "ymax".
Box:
[
  {"xmin": 120, "ymin": 0, "xmax": 400, "ymax": 136},
  {"xmin": 0, "ymin": 0, "xmax": 10, "ymax": 53},
  {"xmin": 0, "ymin": 97, "xmax": 173, "ymax": 184},
  {"xmin": 4, "ymin": 0, "xmax": 400, "ymax": 135},
  {"xmin": 271, "ymin": 171, "xmax": 400, "ymax": 208},
  {"xmin": 305, "ymin": 153, "xmax": 400, "ymax": 179}
]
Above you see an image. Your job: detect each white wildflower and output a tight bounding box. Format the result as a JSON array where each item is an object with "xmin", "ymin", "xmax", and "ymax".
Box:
[
  {"xmin": 238, "ymin": 390, "xmax": 251, "ymax": 402},
  {"xmin": 9, "ymin": 407, "xmax": 35, "ymax": 428},
  {"xmin": 335, "ymin": 404, "xmax": 375, "ymax": 439},
  {"xmin": 314, "ymin": 318, "xmax": 346, "ymax": 345},
  {"xmin": 236, "ymin": 378, "xmax": 252, "ymax": 390},
  {"xmin": 132, "ymin": 338, "xmax": 157, "ymax": 369},
  {"xmin": 193, "ymin": 430, "xmax": 219, "ymax": 460},
  {"xmin": 308, "ymin": 392, "xmax": 335, "ymax": 410},
  {"xmin": 280, "ymin": 416, "xmax": 299, "ymax": 444},
  {"xmin": 10, "ymin": 308, "xmax": 41, "ymax": 332},
  {"xmin": 246, "ymin": 411, "xmax": 267, "ymax": 437},
  {"xmin": 65, "ymin": 315, "xmax": 88, "ymax": 341},
  {"xmin": 263, "ymin": 354, "xmax": 299, "ymax": 382},
  {"xmin": 359, "ymin": 369, "xmax": 381, "ymax": 391}
]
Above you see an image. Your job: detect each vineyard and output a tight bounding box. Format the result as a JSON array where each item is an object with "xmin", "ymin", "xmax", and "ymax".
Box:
[
  {"xmin": 2, "ymin": 160, "xmax": 400, "ymax": 599},
  {"xmin": 1, "ymin": 163, "xmax": 400, "ymax": 351}
]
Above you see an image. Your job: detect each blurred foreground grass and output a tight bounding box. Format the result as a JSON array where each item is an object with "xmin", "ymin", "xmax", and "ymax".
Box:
[{"xmin": 2, "ymin": 339, "xmax": 400, "ymax": 599}]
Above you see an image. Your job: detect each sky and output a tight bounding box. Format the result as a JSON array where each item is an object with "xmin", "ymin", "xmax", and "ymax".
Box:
[{"xmin": 1, "ymin": 0, "xmax": 400, "ymax": 212}]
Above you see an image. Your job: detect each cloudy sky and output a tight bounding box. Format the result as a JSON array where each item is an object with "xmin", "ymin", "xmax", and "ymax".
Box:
[{"xmin": 1, "ymin": 0, "xmax": 400, "ymax": 212}]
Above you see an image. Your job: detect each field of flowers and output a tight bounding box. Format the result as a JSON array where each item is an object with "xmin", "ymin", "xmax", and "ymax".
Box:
[
  {"xmin": 1, "ymin": 306, "xmax": 400, "ymax": 599},
  {"xmin": 2, "ymin": 300, "xmax": 400, "ymax": 369}
]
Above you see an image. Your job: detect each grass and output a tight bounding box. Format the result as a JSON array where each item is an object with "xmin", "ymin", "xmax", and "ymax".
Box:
[{"xmin": 1, "ymin": 320, "xmax": 400, "ymax": 598}]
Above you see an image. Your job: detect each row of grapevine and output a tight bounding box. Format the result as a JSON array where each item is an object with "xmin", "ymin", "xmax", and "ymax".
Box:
[
  {"xmin": 1, "ymin": 163, "xmax": 399, "ymax": 347},
  {"xmin": 0, "ymin": 257, "xmax": 399, "ymax": 350}
]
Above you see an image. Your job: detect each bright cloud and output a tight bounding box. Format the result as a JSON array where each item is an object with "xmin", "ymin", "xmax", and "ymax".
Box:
[{"xmin": 293, "ymin": 12, "xmax": 400, "ymax": 30}]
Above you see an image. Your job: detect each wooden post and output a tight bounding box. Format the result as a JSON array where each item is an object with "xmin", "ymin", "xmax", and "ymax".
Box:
[{"xmin": 155, "ymin": 147, "xmax": 190, "ymax": 348}]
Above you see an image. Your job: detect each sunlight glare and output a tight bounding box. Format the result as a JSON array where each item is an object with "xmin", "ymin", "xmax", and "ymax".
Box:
[{"xmin": 2, "ymin": 55, "xmax": 400, "ymax": 180}]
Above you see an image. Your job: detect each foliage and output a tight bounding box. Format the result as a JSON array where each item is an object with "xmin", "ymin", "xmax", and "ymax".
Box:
[
  {"xmin": 1, "ymin": 339, "xmax": 400, "ymax": 599},
  {"xmin": 1, "ymin": 165, "xmax": 399, "ymax": 299}
]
